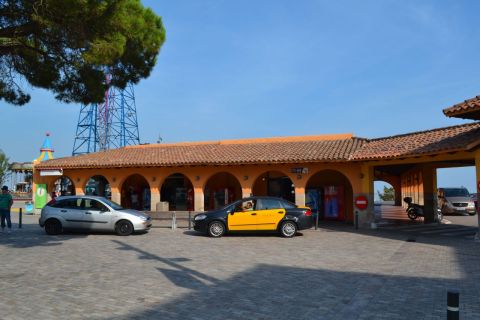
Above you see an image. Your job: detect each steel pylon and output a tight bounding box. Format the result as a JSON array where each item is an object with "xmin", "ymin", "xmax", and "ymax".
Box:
[{"xmin": 72, "ymin": 83, "xmax": 140, "ymax": 155}]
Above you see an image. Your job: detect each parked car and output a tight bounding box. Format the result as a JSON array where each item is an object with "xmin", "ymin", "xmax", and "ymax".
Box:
[
  {"xmin": 39, "ymin": 196, "xmax": 152, "ymax": 236},
  {"xmin": 471, "ymin": 193, "xmax": 478, "ymax": 209},
  {"xmin": 193, "ymin": 196, "xmax": 313, "ymax": 238},
  {"xmin": 438, "ymin": 187, "xmax": 476, "ymax": 216}
]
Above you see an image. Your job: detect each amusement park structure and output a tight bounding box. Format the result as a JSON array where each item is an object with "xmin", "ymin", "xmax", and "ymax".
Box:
[{"xmin": 72, "ymin": 76, "xmax": 140, "ymax": 155}]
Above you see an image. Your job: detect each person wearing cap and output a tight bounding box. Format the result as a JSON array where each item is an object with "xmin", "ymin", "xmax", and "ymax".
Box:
[{"xmin": 0, "ymin": 185, "xmax": 13, "ymax": 234}]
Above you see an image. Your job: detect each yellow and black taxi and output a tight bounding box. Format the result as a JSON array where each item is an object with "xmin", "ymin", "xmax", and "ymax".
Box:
[{"xmin": 193, "ymin": 196, "xmax": 313, "ymax": 238}]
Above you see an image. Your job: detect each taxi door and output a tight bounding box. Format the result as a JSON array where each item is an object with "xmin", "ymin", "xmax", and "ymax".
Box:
[
  {"xmin": 256, "ymin": 198, "xmax": 286, "ymax": 230},
  {"xmin": 227, "ymin": 200, "xmax": 258, "ymax": 231}
]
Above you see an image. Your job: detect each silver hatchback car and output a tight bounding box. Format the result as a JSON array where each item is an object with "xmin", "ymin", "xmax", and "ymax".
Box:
[{"xmin": 39, "ymin": 196, "xmax": 152, "ymax": 236}]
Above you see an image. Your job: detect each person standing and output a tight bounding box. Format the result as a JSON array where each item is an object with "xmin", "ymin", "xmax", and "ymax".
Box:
[{"xmin": 0, "ymin": 185, "xmax": 13, "ymax": 234}]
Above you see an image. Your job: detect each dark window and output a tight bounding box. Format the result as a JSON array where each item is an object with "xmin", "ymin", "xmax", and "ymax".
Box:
[
  {"xmin": 235, "ymin": 200, "xmax": 256, "ymax": 212},
  {"xmin": 84, "ymin": 199, "xmax": 108, "ymax": 211},
  {"xmin": 444, "ymin": 188, "xmax": 469, "ymax": 197},
  {"xmin": 257, "ymin": 199, "xmax": 283, "ymax": 210},
  {"xmin": 53, "ymin": 198, "xmax": 82, "ymax": 209},
  {"xmin": 280, "ymin": 200, "xmax": 296, "ymax": 209}
]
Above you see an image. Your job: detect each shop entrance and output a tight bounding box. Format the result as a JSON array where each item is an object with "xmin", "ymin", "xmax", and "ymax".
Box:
[
  {"xmin": 252, "ymin": 171, "xmax": 295, "ymax": 203},
  {"xmin": 121, "ymin": 174, "xmax": 150, "ymax": 211},
  {"xmin": 161, "ymin": 173, "xmax": 194, "ymax": 211},
  {"xmin": 85, "ymin": 175, "xmax": 111, "ymax": 199},
  {"xmin": 305, "ymin": 170, "xmax": 353, "ymax": 222},
  {"xmin": 53, "ymin": 176, "xmax": 75, "ymax": 197},
  {"xmin": 204, "ymin": 172, "xmax": 242, "ymax": 210}
]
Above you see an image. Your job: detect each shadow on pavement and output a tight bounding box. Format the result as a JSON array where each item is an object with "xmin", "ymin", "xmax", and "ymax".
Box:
[{"xmin": 106, "ymin": 240, "xmax": 480, "ymax": 320}]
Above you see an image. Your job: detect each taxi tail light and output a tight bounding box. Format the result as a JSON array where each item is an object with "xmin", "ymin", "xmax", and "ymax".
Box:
[{"xmin": 305, "ymin": 209, "xmax": 312, "ymax": 216}]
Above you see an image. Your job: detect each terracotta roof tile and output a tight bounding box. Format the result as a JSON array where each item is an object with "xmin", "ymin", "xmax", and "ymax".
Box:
[
  {"xmin": 351, "ymin": 122, "xmax": 480, "ymax": 161},
  {"xmin": 443, "ymin": 96, "xmax": 480, "ymax": 119},
  {"xmin": 35, "ymin": 135, "xmax": 367, "ymax": 169},
  {"xmin": 35, "ymin": 123, "xmax": 480, "ymax": 169}
]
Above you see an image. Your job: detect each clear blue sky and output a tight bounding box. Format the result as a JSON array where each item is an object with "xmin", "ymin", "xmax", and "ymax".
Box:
[{"xmin": 1, "ymin": 0, "xmax": 478, "ymax": 192}]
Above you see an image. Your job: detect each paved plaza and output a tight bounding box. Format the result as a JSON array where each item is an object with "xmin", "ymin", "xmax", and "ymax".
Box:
[{"xmin": 0, "ymin": 215, "xmax": 479, "ymax": 320}]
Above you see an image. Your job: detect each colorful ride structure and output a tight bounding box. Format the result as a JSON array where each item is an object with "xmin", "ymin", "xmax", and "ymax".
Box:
[{"xmin": 72, "ymin": 77, "xmax": 140, "ymax": 155}]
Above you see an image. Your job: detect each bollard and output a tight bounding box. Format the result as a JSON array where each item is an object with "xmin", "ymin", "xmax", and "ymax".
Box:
[
  {"xmin": 188, "ymin": 211, "xmax": 192, "ymax": 230},
  {"xmin": 355, "ymin": 211, "xmax": 359, "ymax": 230},
  {"xmin": 171, "ymin": 211, "xmax": 177, "ymax": 231},
  {"xmin": 19, "ymin": 207, "xmax": 22, "ymax": 229},
  {"xmin": 315, "ymin": 211, "xmax": 319, "ymax": 230},
  {"xmin": 447, "ymin": 290, "xmax": 459, "ymax": 320}
]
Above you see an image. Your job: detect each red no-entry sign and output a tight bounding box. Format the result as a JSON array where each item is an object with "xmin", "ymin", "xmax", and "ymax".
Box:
[{"xmin": 355, "ymin": 196, "xmax": 369, "ymax": 210}]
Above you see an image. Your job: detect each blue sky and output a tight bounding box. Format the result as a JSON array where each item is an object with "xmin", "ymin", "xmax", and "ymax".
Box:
[{"xmin": 1, "ymin": 0, "xmax": 478, "ymax": 192}]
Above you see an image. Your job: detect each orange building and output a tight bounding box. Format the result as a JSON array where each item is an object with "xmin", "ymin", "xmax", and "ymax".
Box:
[{"xmin": 33, "ymin": 96, "xmax": 480, "ymax": 226}]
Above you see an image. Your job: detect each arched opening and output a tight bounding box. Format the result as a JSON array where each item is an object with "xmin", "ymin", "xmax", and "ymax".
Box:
[
  {"xmin": 121, "ymin": 174, "xmax": 150, "ymax": 211},
  {"xmin": 305, "ymin": 170, "xmax": 353, "ymax": 222},
  {"xmin": 374, "ymin": 180, "xmax": 400, "ymax": 221},
  {"xmin": 204, "ymin": 172, "xmax": 242, "ymax": 210},
  {"xmin": 160, "ymin": 173, "xmax": 194, "ymax": 211},
  {"xmin": 53, "ymin": 176, "xmax": 76, "ymax": 197},
  {"xmin": 85, "ymin": 175, "xmax": 111, "ymax": 199},
  {"xmin": 252, "ymin": 171, "xmax": 295, "ymax": 203},
  {"xmin": 374, "ymin": 181, "xmax": 396, "ymax": 205}
]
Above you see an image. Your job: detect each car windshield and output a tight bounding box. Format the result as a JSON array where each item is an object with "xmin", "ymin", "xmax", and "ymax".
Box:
[
  {"xmin": 101, "ymin": 199, "xmax": 124, "ymax": 210},
  {"xmin": 221, "ymin": 201, "xmax": 239, "ymax": 211},
  {"xmin": 444, "ymin": 188, "xmax": 470, "ymax": 197}
]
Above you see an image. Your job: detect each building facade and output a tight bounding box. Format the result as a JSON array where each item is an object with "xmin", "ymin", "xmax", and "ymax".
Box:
[{"xmin": 33, "ymin": 97, "xmax": 480, "ymax": 226}]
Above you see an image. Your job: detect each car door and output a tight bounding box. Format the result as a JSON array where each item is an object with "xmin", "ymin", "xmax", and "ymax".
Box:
[
  {"xmin": 256, "ymin": 198, "xmax": 286, "ymax": 230},
  {"xmin": 56, "ymin": 198, "xmax": 86, "ymax": 229},
  {"xmin": 227, "ymin": 199, "xmax": 258, "ymax": 231},
  {"xmin": 82, "ymin": 198, "xmax": 112, "ymax": 230}
]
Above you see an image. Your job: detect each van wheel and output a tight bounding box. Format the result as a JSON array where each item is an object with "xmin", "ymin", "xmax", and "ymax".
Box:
[
  {"xmin": 116, "ymin": 220, "xmax": 134, "ymax": 236},
  {"xmin": 45, "ymin": 219, "xmax": 62, "ymax": 235},
  {"xmin": 280, "ymin": 221, "xmax": 297, "ymax": 238}
]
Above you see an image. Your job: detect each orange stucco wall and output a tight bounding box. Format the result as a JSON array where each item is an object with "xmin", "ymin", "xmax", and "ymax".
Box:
[{"xmin": 33, "ymin": 162, "xmax": 367, "ymax": 223}]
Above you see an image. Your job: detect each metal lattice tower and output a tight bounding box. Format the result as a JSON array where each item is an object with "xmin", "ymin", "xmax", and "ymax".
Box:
[{"xmin": 72, "ymin": 81, "xmax": 140, "ymax": 155}]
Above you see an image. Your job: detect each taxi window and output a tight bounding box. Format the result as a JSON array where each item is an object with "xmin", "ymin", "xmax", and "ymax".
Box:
[
  {"xmin": 257, "ymin": 199, "xmax": 283, "ymax": 210},
  {"xmin": 235, "ymin": 200, "xmax": 256, "ymax": 212},
  {"xmin": 280, "ymin": 200, "xmax": 296, "ymax": 209}
]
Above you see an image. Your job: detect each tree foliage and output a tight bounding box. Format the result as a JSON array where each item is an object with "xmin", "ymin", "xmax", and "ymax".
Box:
[
  {"xmin": 0, "ymin": 150, "xmax": 9, "ymax": 186},
  {"xmin": 377, "ymin": 186, "xmax": 395, "ymax": 202},
  {"xmin": 0, "ymin": 0, "xmax": 165, "ymax": 106}
]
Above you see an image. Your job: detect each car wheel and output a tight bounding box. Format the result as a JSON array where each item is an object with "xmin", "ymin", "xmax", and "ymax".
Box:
[
  {"xmin": 45, "ymin": 219, "xmax": 62, "ymax": 235},
  {"xmin": 280, "ymin": 221, "xmax": 297, "ymax": 238},
  {"xmin": 207, "ymin": 221, "xmax": 225, "ymax": 238},
  {"xmin": 116, "ymin": 220, "xmax": 134, "ymax": 236},
  {"xmin": 468, "ymin": 212, "xmax": 477, "ymax": 216}
]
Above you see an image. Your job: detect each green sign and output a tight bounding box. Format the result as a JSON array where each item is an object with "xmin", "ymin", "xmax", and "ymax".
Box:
[{"xmin": 35, "ymin": 184, "xmax": 47, "ymax": 209}]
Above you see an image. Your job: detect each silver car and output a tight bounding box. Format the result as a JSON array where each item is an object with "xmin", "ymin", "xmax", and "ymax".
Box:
[
  {"xmin": 438, "ymin": 187, "xmax": 476, "ymax": 216},
  {"xmin": 39, "ymin": 196, "xmax": 152, "ymax": 236}
]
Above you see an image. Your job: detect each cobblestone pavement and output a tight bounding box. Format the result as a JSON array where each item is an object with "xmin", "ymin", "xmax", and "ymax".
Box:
[{"xmin": 1, "ymin": 215, "xmax": 479, "ymax": 320}]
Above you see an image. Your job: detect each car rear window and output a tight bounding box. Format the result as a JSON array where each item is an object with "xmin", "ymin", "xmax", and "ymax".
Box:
[{"xmin": 256, "ymin": 199, "xmax": 283, "ymax": 210}]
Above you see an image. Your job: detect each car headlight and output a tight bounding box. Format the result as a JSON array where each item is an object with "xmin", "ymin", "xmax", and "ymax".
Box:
[
  {"xmin": 468, "ymin": 202, "xmax": 475, "ymax": 208},
  {"xmin": 135, "ymin": 215, "xmax": 148, "ymax": 221},
  {"xmin": 194, "ymin": 214, "xmax": 207, "ymax": 221}
]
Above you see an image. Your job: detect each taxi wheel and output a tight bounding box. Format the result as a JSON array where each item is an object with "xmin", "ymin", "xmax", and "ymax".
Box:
[
  {"xmin": 207, "ymin": 221, "xmax": 225, "ymax": 238},
  {"xmin": 45, "ymin": 219, "xmax": 62, "ymax": 235},
  {"xmin": 280, "ymin": 221, "xmax": 297, "ymax": 238},
  {"xmin": 116, "ymin": 220, "xmax": 134, "ymax": 236}
]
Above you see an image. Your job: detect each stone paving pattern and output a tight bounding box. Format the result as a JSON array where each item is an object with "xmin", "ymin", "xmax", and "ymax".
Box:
[{"xmin": 0, "ymin": 215, "xmax": 479, "ymax": 320}]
